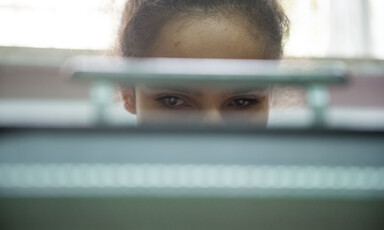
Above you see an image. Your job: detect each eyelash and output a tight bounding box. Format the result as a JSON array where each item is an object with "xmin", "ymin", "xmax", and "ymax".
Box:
[
  {"xmin": 156, "ymin": 95, "xmax": 191, "ymax": 110},
  {"xmin": 156, "ymin": 95, "xmax": 260, "ymax": 110},
  {"xmin": 226, "ymin": 97, "xmax": 260, "ymax": 110}
]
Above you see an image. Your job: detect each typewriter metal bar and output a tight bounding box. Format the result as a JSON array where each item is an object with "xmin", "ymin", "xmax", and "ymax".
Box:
[{"xmin": 63, "ymin": 56, "xmax": 349, "ymax": 126}]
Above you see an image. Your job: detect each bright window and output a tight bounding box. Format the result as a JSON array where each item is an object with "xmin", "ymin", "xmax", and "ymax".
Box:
[{"xmin": 0, "ymin": 0, "xmax": 125, "ymax": 50}]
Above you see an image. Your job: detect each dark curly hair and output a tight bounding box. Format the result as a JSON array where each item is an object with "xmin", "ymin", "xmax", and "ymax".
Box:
[{"xmin": 118, "ymin": 0, "xmax": 290, "ymax": 59}]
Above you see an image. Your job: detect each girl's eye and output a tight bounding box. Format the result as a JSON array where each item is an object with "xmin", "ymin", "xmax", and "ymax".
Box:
[
  {"xmin": 228, "ymin": 98, "xmax": 260, "ymax": 109},
  {"xmin": 234, "ymin": 99, "xmax": 250, "ymax": 107},
  {"xmin": 157, "ymin": 95, "xmax": 188, "ymax": 108}
]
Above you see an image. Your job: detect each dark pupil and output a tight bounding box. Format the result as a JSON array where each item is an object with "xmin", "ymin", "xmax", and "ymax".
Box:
[
  {"xmin": 167, "ymin": 97, "xmax": 179, "ymax": 106},
  {"xmin": 234, "ymin": 99, "xmax": 249, "ymax": 107}
]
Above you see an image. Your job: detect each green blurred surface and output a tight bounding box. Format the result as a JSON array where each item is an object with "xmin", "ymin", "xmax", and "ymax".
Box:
[{"xmin": 1, "ymin": 197, "xmax": 383, "ymax": 230}]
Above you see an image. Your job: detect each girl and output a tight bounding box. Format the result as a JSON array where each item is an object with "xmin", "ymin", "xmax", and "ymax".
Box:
[{"xmin": 118, "ymin": 0, "xmax": 290, "ymax": 125}]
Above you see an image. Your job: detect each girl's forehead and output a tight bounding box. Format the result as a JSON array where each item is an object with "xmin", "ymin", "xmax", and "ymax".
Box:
[{"xmin": 148, "ymin": 14, "xmax": 266, "ymax": 59}]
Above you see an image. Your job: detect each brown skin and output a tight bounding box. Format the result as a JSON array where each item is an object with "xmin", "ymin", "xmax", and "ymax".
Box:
[{"xmin": 123, "ymin": 14, "xmax": 270, "ymax": 125}]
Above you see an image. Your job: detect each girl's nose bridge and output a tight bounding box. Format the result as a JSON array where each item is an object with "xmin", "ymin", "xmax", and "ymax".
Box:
[{"xmin": 201, "ymin": 108, "xmax": 224, "ymax": 124}]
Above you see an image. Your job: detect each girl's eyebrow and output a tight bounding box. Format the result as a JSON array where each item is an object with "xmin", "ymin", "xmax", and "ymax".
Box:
[
  {"xmin": 227, "ymin": 87, "xmax": 269, "ymax": 95},
  {"xmin": 144, "ymin": 85, "xmax": 269, "ymax": 96},
  {"xmin": 144, "ymin": 85, "xmax": 203, "ymax": 96}
]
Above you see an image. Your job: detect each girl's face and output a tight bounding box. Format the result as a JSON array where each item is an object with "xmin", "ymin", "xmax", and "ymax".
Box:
[{"xmin": 129, "ymin": 14, "xmax": 270, "ymax": 125}]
